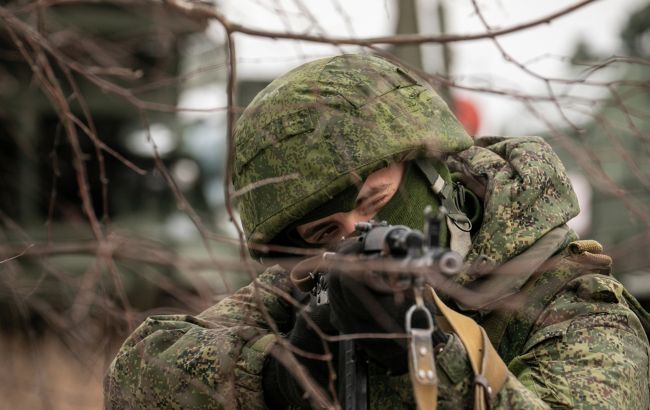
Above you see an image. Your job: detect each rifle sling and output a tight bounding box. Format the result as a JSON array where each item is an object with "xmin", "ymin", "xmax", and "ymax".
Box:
[{"xmin": 409, "ymin": 287, "xmax": 508, "ymax": 410}]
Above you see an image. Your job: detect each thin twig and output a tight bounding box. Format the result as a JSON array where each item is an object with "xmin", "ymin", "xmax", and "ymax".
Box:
[
  {"xmin": 0, "ymin": 244, "xmax": 34, "ymax": 264},
  {"xmin": 162, "ymin": 0, "xmax": 598, "ymax": 46}
]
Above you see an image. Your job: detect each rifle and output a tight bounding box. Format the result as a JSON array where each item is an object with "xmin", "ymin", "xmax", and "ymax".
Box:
[{"xmin": 306, "ymin": 206, "xmax": 463, "ymax": 409}]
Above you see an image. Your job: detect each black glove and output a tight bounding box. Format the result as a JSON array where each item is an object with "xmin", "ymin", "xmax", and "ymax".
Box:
[
  {"xmin": 327, "ymin": 252, "xmax": 447, "ymax": 375},
  {"xmin": 327, "ymin": 269, "xmax": 409, "ymax": 374},
  {"xmin": 263, "ymin": 294, "xmax": 338, "ymax": 408}
]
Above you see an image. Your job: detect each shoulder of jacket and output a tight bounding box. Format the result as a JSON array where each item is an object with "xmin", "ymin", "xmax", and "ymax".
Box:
[
  {"xmin": 563, "ymin": 273, "xmax": 625, "ymax": 304},
  {"xmin": 526, "ymin": 273, "xmax": 642, "ymax": 349}
]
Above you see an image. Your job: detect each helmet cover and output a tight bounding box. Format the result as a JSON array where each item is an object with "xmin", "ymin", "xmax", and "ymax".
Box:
[{"xmin": 233, "ymin": 54, "xmax": 473, "ymax": 245}]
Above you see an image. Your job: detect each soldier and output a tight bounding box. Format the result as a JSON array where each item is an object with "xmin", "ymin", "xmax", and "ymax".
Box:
[{"xmin": 105, "ymin": 54, "xmax": 650, "ymax": 409}]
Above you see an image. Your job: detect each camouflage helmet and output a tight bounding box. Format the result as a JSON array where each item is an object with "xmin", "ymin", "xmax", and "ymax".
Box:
[{"xmin": 233, "ymin": 54, "xmax": 473, "ymax": 245}]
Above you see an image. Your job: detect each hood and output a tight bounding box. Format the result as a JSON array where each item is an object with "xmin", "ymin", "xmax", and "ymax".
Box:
[{"xmin": 446, "ymin": 136, "xmax": 580, "ymax": 310}]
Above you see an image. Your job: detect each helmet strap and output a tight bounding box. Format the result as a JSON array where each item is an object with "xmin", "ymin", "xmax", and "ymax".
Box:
[{"xmin": 414, "ymin": 159, "xmax": 473, "ymax": 259}]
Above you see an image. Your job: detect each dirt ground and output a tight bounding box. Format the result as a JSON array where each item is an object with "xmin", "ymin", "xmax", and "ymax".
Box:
[{"xmin": 0, "ymin": 334, "xmax": 114, "ymax": 410}]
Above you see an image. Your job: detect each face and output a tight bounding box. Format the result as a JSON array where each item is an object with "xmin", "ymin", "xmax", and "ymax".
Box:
[{"xmin": 296, "ymin": 162, "xmax": 405, "ymax": 245}]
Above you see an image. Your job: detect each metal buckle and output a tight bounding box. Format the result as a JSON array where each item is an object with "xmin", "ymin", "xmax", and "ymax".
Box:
[
  {"xmin": 405, "ymin": 289, "xmax": 437, "ymax": 385},
  {"xmin": 474, "ymin": 374, "xmax": 494, "ymax": 408}
]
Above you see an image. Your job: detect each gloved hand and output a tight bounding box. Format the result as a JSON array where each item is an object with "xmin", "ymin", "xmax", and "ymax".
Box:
[
  {"xmin": 326, "ymin": 250, "xmax": 447, "ymax": 375},
  {"xmin": 327, "ymin": 269, "xmax": 411, "ymax": 374},
  {"xmin": 263, "ymin": 294, "xmax": 338, "ymax": 408}
]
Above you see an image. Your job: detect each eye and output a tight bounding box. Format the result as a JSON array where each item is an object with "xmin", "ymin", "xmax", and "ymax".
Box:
[{"xmin": 313, "ymin": 224, "xmax": 340, "ymax": 243}]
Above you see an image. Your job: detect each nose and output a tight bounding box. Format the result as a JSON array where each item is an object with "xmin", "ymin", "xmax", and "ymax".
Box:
[{"xmin": 339, "ymin": 213, "xmax": 362, "ymax": 238}]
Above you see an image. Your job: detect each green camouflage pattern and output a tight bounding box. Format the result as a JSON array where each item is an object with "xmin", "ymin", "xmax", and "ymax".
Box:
[
  {"xmin": 104, "ymin": 262, "xmax": 650, "ymax": 409},
  {"xmin": 509, "ymin": 272, "xmax": 649, "ymax": 408},
  {"xmin": 233, "ymin": 54, "xmax": 472, "ymax": 244},
  {"xmin": 104, "ymin": 266, "xmax": 292, "ymax": 409},
  {"xmin": 107, "ymin": 85, "xmax": 648, "ymax": 408},
  {"xmin": 480, "ymin": 248, "xmax": 615, "ymax": 365},
  {"xmin": 448, "ymin": 136, "xmax": 580, "ymax": 267},
  {"xmin": 366, "ymin": 265, "xmax": 650, "ymax": 409},
  {"xmin": 435, "ymin": 136, "xmax": 581, "ymax": 314}
]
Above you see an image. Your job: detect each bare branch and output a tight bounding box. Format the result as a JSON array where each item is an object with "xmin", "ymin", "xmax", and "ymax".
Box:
[{"xmin": 162, "ymin": 0, "xmax": 598, "ymax": 46}]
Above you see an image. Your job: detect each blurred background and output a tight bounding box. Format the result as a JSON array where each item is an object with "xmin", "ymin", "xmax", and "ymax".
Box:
[{"xmin": 1, "ymin": 0, "xmax": 649, "ymax": 408}]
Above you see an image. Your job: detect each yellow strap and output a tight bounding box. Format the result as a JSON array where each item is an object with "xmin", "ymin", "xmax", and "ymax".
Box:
[
  {"xmin": 249, "ymin": 333, "xmax": 277, "ymax": 353},
  {"xmin": 429, "ymin": 287, "xmax": 508, "ymax": 410},
  {"xmin": 410, "ymin": 377, "xmax": 438, "ymax": 410}
]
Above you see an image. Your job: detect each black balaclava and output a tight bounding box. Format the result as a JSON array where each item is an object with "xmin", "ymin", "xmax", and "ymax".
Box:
[{"xmin": 271, "ymin": 184, "xmax": 360, "ymax": 251}]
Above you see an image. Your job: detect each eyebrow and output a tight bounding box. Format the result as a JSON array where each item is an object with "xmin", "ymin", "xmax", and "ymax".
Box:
[
  {"xmin": 301, "ymin": 183, "xmax": 393, "ymax": 241},
  {"xmin": 355, "ymin": 183, "xmax": 392, "ymax": 208}
]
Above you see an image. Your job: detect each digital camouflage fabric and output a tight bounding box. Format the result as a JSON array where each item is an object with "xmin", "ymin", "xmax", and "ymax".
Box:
[
  {"xmin": 453, "ymin": 136, "xmax": 580, "ymax": 267},
  {"xmin": 104, "ymin": 136, "xmax": 650, "ymax": 409},
  {"xmin": 104, "ymin": 266, "xmax": 292, "ymax": 409},
  {"xmin": 233, "ymin": 54, "xmax": 473, "ymax": 245},
  {"xmin": 443, "ymin": 136, "xmax": 581, "ymax": 311}
]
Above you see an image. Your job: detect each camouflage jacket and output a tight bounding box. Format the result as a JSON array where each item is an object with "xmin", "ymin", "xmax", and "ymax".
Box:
[{"xmin": 104, "ymin": 137, "xmax": 650, "ymax": 409}]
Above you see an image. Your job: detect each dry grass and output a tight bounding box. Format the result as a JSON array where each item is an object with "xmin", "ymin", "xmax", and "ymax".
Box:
[{"xmin": 0, "ymin": 334, "xmax": 113, "ymax": 410}]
